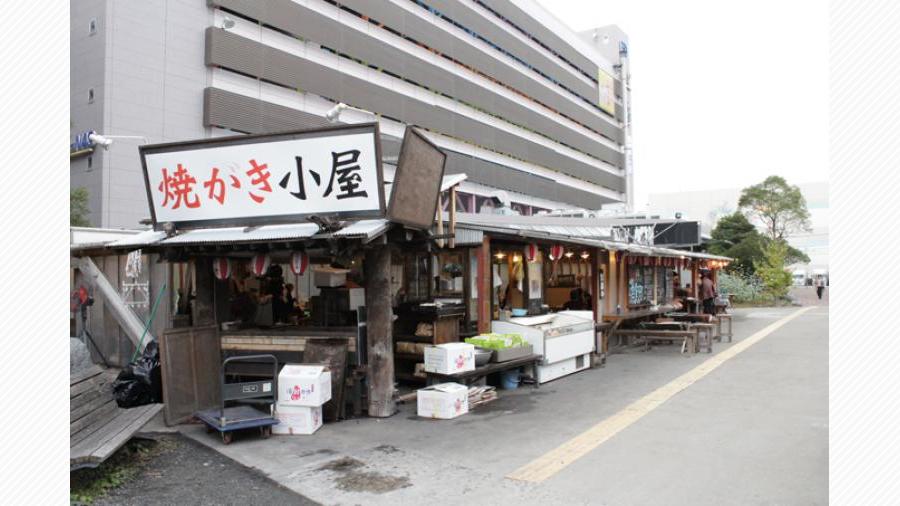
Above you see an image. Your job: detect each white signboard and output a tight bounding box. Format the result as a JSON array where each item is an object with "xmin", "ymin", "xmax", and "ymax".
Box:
[
  {"xmin": 597, "ymin": 69, "xmax": 616, "ymax": 116},
  {"xmin": 140, "ymin": 124, "xmax": 384, "ymax": 229}
]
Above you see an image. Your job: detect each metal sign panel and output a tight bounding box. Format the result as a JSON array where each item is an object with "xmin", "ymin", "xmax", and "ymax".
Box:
[
  {"xmin": 387, "ymin": 127, "xmax": 447, "ymax": 230},
  {"xmin": 140, "ymin": 124, "xmax": 385, "ymax": 230},
  {"xmin": 597, "ymin": 69, "xmax": 616, "ymax": 116}
]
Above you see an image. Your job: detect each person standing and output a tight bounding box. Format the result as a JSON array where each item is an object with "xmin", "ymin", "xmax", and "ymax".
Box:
[
  {"xmin": 816, "ymin": 276, "xmax": 826, "ymax": 300},
  {"xmin": 701, "ymin": 272, "xmax": 716, "ymax": 315}
]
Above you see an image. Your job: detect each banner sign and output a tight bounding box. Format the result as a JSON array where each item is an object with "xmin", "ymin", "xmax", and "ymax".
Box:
[
  {"xmin": 386, "ymin": 127, "xmax": 446, "ymax": 230},
  {"xmin": 597, "ymin": 69, "xmax": 616, "ymax": 116},
  {"xmin": 139, "ymin": 124, "xmax": 385, "ymax": 230}
]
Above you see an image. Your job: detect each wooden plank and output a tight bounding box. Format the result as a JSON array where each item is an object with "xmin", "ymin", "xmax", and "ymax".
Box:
[
  {"xmin": 70, "ymin": 373, "xmax": 112, "ymax": 398},
  {"xmin": 71, "ymin": 404, "xmax": 162, "ymax": 468},
  {"xmin": 71, "ymin": 401, "xmax": 118, "ymax": 441},
  {"xmin": 71, "ymin": 391, "xmax": 114, "ymax": 422},
  {"xmin": 160, "ymin": 325, "xmax": 221, "ymax": 425},
  {"xmin": 89, "ymin": 405, "xmax": 163, "ymax": 460},
  {"xmin": 70, "ymin": 365, "xmax": 104, "ymax": 386},
  {"xmin": 221, "ymin": 343, "xmax": 306, "ymax": 352}
]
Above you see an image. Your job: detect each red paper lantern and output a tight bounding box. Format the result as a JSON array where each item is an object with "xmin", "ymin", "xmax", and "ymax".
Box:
[
  {"xmin": 523, "ymin": 243, "xmax": 539, "ymax": 263},
  {"xmin": 250, "ymin": 254, "xmax": 271, "ymax": 277},
  {"xmin": 549, "ymin": 244, "xmax": 565, "ymax": 261},
  {"xmin": 213, "ymin": 258, "xmax": 232, "ymax": 280},
  {"xmin": 290, "ymin": 251, "xmax": 309, "ymax": 275}
]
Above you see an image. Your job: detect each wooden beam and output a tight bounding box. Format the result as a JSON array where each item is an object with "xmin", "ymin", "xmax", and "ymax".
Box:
[
  {"xmin": 477, "ymin": 236, "xmax": 491, "ymax": 333},
  {"xmin": 365, "ymin": 245, "xmax": 396, "ymax": 417},
  {"xmin": 74, "ymin": 256, "xmax": 152, "ymax": 351}
]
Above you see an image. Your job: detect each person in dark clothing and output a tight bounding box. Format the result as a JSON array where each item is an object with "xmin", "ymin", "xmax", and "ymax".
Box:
[
  {"xmin": 700, "ymin": 272, "xmax": 717, "ymax": 315},
  {"xmin": 816, "ymin": 276, "xmax": 826, "ymax": 300}
]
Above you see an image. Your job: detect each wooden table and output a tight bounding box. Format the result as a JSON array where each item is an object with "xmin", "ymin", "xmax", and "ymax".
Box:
[
  {"xmin": 604, "ymin": 307, "xmax": 679, "ymax": 348},
  {"xmin": 425, "ymin": 354, "xmax": 542, "ymax": 389}
]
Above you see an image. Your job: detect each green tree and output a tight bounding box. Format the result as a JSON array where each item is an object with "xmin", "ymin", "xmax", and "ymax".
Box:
[
  {"xmin": 784, "ymin": 244, "xmax": 811, "ymax": 266},
  {"xmin": 708, "ymin": 212, "xmax": 765, "ymax": 275},
  {"xmin": 71, "ymin": 187, "xmax": 91, "ymax": 227},
  {"xmin": 754, "ymin": 239, "xmax": 793, "ymax": 300},
  {"xmin": 738, "ymin": 176, "xmax": 811, "ymax": 240}
]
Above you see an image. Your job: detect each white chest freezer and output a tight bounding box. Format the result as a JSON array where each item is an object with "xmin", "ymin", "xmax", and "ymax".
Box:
[{"xmin": 492, "ymin": 312, "xmax": 595, "ymax": 383}]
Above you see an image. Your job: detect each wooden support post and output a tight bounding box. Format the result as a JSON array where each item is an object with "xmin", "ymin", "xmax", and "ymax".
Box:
[
  {"xmin": 619, "ymin": 254, "xmax": 629, "ymax": 313},
  {"xmin": 365, "ymin": 245, "xmax": 396, "ymax": 418},
  {"xmin": 652, "ymin": 262, "xmax": 659, "ymax": 306},
  {"xmin": 591, "ymin": 248, "xmax": 600, "ymax": 323},
  {"xmin": 449, "ymin": 186, "xmax": 457, "ymax": 248},
  {"xmin": 435, "ymin": 195, "xmax": 445, "ymax": 248},
  {"xmin": 193, "ymin": 257, "xmax": 216, "ymax": 326},
  {"xmin": 477, "ymin": 236, "xmax": 491, "ymax": 333},
  {"xmin": 691, "ymin": 263, "xmax": 700, "ymax": 300},
  {"xmin": 606, "ymin": 251, "xmax": 617, "ymax": 315}
]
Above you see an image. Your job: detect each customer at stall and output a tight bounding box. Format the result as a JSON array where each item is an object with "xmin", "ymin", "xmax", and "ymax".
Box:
[{"xmin": 701, "ymin": 272, "xmax": 717, "ymax": 315}]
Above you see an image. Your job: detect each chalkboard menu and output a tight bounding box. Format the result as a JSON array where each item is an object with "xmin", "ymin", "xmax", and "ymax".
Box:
[{"xmin": 628, "ymin": 266, "xmax": 653, "ymax": 306}]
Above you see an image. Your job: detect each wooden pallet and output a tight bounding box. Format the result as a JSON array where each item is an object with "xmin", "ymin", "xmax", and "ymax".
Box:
[{"xmin": 70, "ymin": 365, "xmax": 162, "ymax": 470}]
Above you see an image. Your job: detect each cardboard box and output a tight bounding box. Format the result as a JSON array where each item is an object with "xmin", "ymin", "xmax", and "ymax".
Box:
[
  {"xmin": 278, "ymin": 364, "xmax": 332, "ymax": 406},
  {"xmin": 424, "ymin": 343, "xmax": 475, "ymax": 375},
  {"xmin": 492, "ymin": 344, "xmax": 534, "ymax": 363},
  {"xmin": 273, "ymin": 404, "xmax": 322, "ymax": 435},
  {"xmin": 417, "ymin": 383, "xmax": 469, "ymax": 419}
]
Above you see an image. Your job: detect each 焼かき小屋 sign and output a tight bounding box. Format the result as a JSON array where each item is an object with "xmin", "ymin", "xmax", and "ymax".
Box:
[{"xmin": 139, "ymin": 124, "xmax": 385, "ymax": 230}]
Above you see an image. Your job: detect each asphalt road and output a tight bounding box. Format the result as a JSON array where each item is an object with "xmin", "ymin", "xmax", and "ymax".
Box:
[
  {"xmin": 181, "ymin": 306, "xmax": 828, "ymax": 505},
  {"xmin": 90, "ymin": 435, "xmax": 317, "ymax": 506}
]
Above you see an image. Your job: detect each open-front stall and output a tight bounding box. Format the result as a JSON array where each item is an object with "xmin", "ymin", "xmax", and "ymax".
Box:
[{"xmin": 76, "ymin": 123, "xmax": 459, "ymax": 429}]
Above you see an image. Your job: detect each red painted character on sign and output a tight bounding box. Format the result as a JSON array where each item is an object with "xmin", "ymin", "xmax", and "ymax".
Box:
[
  {"xmin": 158, "ymin": 164, "xmax": 200, "ymax": 209},
  {"xmin": 245, "ymin": 159, "xmax": 272, "ymax": 204},
  {"xmin": 203, "ymin": 167, "xmax": 227, "ymax": 205}
]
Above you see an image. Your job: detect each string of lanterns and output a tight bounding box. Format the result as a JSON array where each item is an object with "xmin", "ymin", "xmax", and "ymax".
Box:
[{"xmin": 211, "ymin": 251, "xmax": 310, "ymax": 280}]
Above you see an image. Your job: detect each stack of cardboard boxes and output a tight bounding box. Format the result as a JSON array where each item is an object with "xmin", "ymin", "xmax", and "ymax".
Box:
[
  {"xmin": 273, "ymin": 365, "xmax": 331, "ymax": 435},
  {"xmin": 418, "ymin": 343, "xmax": 476, "ymax": 419}
]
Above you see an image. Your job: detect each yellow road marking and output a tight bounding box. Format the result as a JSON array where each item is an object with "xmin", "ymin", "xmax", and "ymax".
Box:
[{"xmin": 506, "ymin": 307, "xmax": 815, "ymax": 483}]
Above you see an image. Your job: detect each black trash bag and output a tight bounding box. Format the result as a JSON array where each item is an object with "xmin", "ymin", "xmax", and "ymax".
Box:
[{"xmin": 112, "ymin": 341, "xmax": 162, "ymax": 408}]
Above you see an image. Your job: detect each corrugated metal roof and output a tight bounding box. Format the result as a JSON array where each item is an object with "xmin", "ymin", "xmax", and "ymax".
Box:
[
  {"xmin": 454, "ymin": 222, "xmax": 731, "ymax": 262},
  {"xmin": 106, "ymin": 230, "xmax": 168, "ymax": 248},
  {"xmin": 97, "ymin": 219, "xmax": 391, "ymax": 249}
]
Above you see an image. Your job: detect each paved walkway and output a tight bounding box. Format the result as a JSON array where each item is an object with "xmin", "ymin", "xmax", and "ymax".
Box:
[
  {"xmin": 790, "ymin": 285, "xmax": 830, "ymax": 306},
  {"xmin": 181, "ymin": 307, "xmax": 828, "ymax": 505}
]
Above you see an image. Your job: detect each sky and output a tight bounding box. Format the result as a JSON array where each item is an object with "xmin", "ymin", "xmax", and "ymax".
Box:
[{"xmin": 535, "ymin": 0, "xmax": 829, "ymax": 210}]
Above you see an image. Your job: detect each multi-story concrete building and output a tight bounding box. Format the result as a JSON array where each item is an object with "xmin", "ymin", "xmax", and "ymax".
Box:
[
  {"xmin": 648, "ymin": 181, "xmax": 830, "ymax": 272},
  {"xmin": 71, "ymin": 0, "xmax": 630, "ymax": 228}
]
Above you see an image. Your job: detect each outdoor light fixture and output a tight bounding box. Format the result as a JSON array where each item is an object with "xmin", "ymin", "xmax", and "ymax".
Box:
[
  {"xmin": 495, "ymin": 252, "xmax": 506, "ymax": 260},
  {"xmin": 222, "ymin": 17, "xmax": 236, "ymax": 30},
  {"xmin": 564, "ymin": 251, "xmax": 574, "ymax": 259},
  {"xmin": 580, "ymin": 252, "xmax": 590, "ymax": 260},
  {"xmin": 325, "ymin": 103, "xmax": 348, "ymax": 123},
  {"xmin": 88, "ymin": 133, "xmax": 150, "ymax": 150},
  {"xmin": 512, "ymin": 254, "xmax": 522, "ymax": 263}
]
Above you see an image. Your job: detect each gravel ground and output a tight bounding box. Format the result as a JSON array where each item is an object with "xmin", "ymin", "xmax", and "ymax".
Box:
[{"xmin": 88, "ymin": 434, "xmax": 318, "ymax": 506}]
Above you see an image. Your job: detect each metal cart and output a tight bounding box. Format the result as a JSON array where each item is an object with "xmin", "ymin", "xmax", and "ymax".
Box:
[{"xmin": 195, "ymin": 354, "xmax": 279, "ymax": 444}]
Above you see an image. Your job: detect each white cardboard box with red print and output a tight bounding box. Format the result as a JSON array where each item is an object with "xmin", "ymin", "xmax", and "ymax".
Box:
[
  {"xmin": 277, "ymin": 364, "xmax": 332, "ymax": 407},
  {"xmin": 273, "ymin": 404, "xmax": 323, "ymax": 435},
  {"xmin": 416, "ymin": 382, "xmax": 469, "ymax": 419},
  {"xmin": 423, "ymin": 343, "xmax": 475, "ymax": 375}
]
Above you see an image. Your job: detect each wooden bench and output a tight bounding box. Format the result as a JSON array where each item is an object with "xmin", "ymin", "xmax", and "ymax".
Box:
[
  {"xmin": 613, "ymin": 329, "xmax": 700, "ymax": 355},
  {"xmin": 71, "ymin": 365, "xmax": 163, "ymax": 470},
  {"xmin": 690, "ymin": 323, "xmax": 717, "ymax": 353},
  {"xmin": 715, "ymin": 314, "xmax": 733, "ymax": 342}
]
